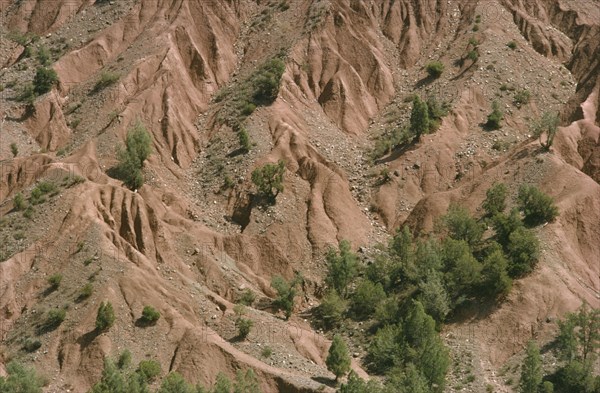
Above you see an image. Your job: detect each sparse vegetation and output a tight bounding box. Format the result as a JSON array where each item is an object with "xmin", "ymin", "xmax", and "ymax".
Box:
[
  {"xmin": 45, "ymin": 308, "xmax": 66, "ymax": 329},
  {"xmin": 261, "ymin": 346, "xmax": 273, "ymax": 358},
  {"xmin": 37, "ymin": 45, "xmax": 51, "ymax": 66},
  {"xmin": 79, "ymin": 283, "xmax": 93, "ymax": 300},
  {"xmin": 251, "ymin": 160, "xmax": 285, "ymax": 202},
  {"xmin": 23, "ymin": 338, "xmax": 42, "ymax": 353},
  {"xmin": 507, "ymin": 41, "xmax": 518, "ymax": 50},
  {"xmin": 93, "ymin": 70, "xmax": 120, "ymax": 92},
  {"xmin": 237, "ymin": 288, "xmax": 256, "ymax": 306},
  {"xmin": 467, "ymin": 49, "xmax": 479, "ymax": 61},
  {"xmin": 426, "ymin": 61, "xmax": 444, "ymax": 78}
]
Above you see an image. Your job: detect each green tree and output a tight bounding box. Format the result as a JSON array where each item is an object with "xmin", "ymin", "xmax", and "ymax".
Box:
[
  {"xmin": 157, "ymin": 372, "xmax": 195, "ymax": 393},
  {"xmin": 339, "ymin": 371, "xmax": 384, "ymax": 393},
  {"xmin": 319, "ymin": 290, "xmax": 347, "ymax": 328},
  {"xmin": 114, "ymin": 122, "xmax": 153, "ymax": 189},
  {"xmin": 96, "ymin": 301, "xmax": 116, "ymax": 331},
  {"xmin": 480, "ymin": 250, "xmax": 512, "ymax": 297},
  {"xmin": 425, "ymin": 61, "xmax": 444, "ymax": 78},
  {"xmin": 492, "ymin": 208, "xmax": 524, "ymax": 247},
  {"xmin": 389, "ymin": 226, "xmax": 417, "ymax": 283},
  {"xmin": 233, "ymin": 369, "xmax": 260, "ymax": 393},
  {"xmin": 0, "ymin": 361, "xmax": 44, "ymax": 393},
  {"xmin": 137, "ymin": 360, "xmax": 161, "ymax": 382},
  {"xmin": 33, "ymin": 66, "xmax": 58, "ymax": 95},
  {"xmin": 442, "ymin": 238, "xmax": 482, "ymax": 300},
  {"xmin": 271, "ymin": 274, "xmax": 301, "ymax": 320},
  {"xmin": 90, "ymin": 359, "xmax": 126, "ymax": 393},
  {"xmin": 251, "ymin": 160, "xmax": 285, "ymax": 202},
  {"xmin": 367, "ymin": 324, "xmax": 402, "ymax": 373},
  {"xmin": 443, "ymin": 204, "xmax": 484, "ymax": 246},
  {"xmin": 13, "ymin": 192, "xmax": 26, "ymax": 210},
  {"xmin": 350, "ymin": 280, "xmax": 385, "ymax": 320},
  {"xmin": 235, "ymin": 317, "xmax": 253, "ymax": 340},
  {"xmin": 507, "ymin": 226, "xmax": 539, "ymax": 277},
  {"xmin": 402, "ymin": 301, "xmax": 449, "ymax": 392},
  {"xmin": 486, "ymin": 100, "xmax": 503, "ymax": 130},
  {"xmin": 410, "ymin": 96, "xmax": 430, "ymax": 140},
  {"xmin": 326, "ymin": 334, "xmax": 352, "ymax": 382},
  {"xmin": 212, "ymin": 373, "xmax": 232, "ymax": 393},
  {"xmin": 325, "ymin": 240, "xmax": 358, "ymax": 298},
  {"xmin": 483, "ymin": 183, "xmax": 508, "ymax": 216},
  {"xmin": 519, "ymin": 340, "xmax": 542, "ymax": 393},
  {"xmin": 517, "ymin": 185, "xmax": 559, "ymax": 226},
  {"xmin": 385, "ymin": 363, "xmax": 430, "ymax": 393},
  {"xmin": 531, "ymin": 112, "xmax": 560, "ymax": 151},
  {"xmin": 141, "ymin": 306, "xmax": 160, "ymax": 324},
  {"xmin": 418, "ymin": 271, "xmax": 451, "ymax": 323}
]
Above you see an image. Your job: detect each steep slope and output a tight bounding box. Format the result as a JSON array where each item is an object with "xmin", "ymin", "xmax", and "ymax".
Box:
[{"xmin": 0, "ymin": 0, "xmax": 599, "ymax": 392}]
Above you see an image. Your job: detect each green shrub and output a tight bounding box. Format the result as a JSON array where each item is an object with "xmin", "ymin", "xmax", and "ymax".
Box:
[
  {"xmin": 251, "ymin": 160, "xmax": 285, "ymax": 201},
  {"xmin": 517, "ymin": 185, "xmax": 559, "ymax": 225},
  {"xmin": 118, "ymin": 349, "xmax": 132, "ymax": 369},
  {"xmin": 23, "ymin": 206, "xmax": 34, "ymax": 219},
  {"xmin": 45, "ymin": 308, "xmax": 66, "ymax": 329},
  {"xmin": 367, "ymin": 324, "xmax": 402, "ymax": 373},
  {"xmin": 507, "ymin": 41, "xmax": 517, "ymax": 50},
  {"xmin": 261, "ymin": 347, "xmax": 273, "ymax": 358},
  {"xmin": 238, "ymin": 128, "xmax": 251, "ymax": 151},
  {"xmin": 48, "ymin": 273, "xmax": 63, "ymax": 290},
  {"xmin": 492, "ymin": 208, "xmax": 524, "ymax": 247},
  {"xmin": 241, "ymin": 102, "xmax": 256, "ymax": 116},
  {"xmin": 96, "ymin": 301, "xmax": 116, "ymax": 331},
  {"xmin": 94, "ymin": 70, "xmax": 120, "ymax": 92},
  {"xmin": 233, "ymin": 369, "xmax": 261, "ymax": 393},
  {"xmin": 426, "ymin": 61, "xmax": 444, "ymax": 78},
  {"xmin": 114, "ymin": 122, "xmax": 152, "ymax": 189},
  {"xmin": 141, "ymin": 306, "xmax": 160, "ymax": 324},
  {"xmin": 486, "ymin": 100, "xmax": 503, "ymax": 129},
  {"xmin": 23, "ymin": 338, "xmax": 42, "ymax": 352},
  {"xmin": 137, "ymin": 360, "xmax": 161, "ymax": 382},
  {"xmin": 514, "ymin": 89, "xmax": 531, "ymax": 107},
  {"xmin": 235, "ymin": 317, "xmax": 253, "ymax": 339},
  {"xmin": 250, "ymin": 58, "xmax": 285, "ymax": 104},
  {"xmin": 467, "ymin": 50, "xmax": 479, "ymax": 61},
  {"xmin": 13, "ymin": 192, "xmax": 26, "ymax": 210},
  {"xmin": 157, "ymin": 372, "xmax": 196, "ymax": 393},
  {"xmin": 33, "ymin": 67, "xmax": 58, "ymax": 95},
  {"xmin": 10, "ymin": 143, "xmax": 18, "ymax": 157},
  {"xmin": 37, "ymin": 45, "xmax": 51, "ymax": 66},
  {"xmin": 472, "ymin": 24, "xmax": 480, "ymax": 32},
  {"xmin": 482, "ymin": 183, "xmax": 508, "ymax": 216},
  {"xmin": 418, "ymin": 271, "xmax": 451, "ymax": 322},
  {"xmin": 237, "ymin": 289, "xmax": 256, "ymax": 306},
  {"xmin": 469, "ymin": 37, "xmax": 479, "ymax": 46},
  {"xmin": 426, "ymin": 95, "xmax": 450, "ymax": 132},
  {"xmin": 213, "ymin": 373, "xmax": 232, "ymax": 393},
  {"xmin": 0, "ymin": 361, "xmax": 44, "ymax": 393}
]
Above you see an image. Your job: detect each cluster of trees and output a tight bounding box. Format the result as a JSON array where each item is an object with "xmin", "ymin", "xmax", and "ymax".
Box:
[
  {"xmin": 316, "ymin": 183, "xmax": 558, "ymax": 390},
  {"xmin": 0, "ymin": 361, "xmax": 45, "ymax": 393},
  {"xmin": 89, "ymin": 352, "xmax": 261, "ymax": 393},
  {"xmin": 113, "ymin": 122, "xmax": 153, "ymax": 189},
  {"xmin": 519, "ymin": 305, "xmax": 599, "ymax": 393}
]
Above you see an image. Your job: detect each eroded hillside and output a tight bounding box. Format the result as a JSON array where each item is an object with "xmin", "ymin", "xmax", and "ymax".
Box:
[{"xmin": 0, "ymin": 0, "xmax": 598, "ymax": 392}]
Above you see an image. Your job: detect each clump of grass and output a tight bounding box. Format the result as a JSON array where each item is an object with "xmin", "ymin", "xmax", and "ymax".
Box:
[
  {"xmin": 93, "ymin": 70, "xmax": 120, "ymax": 92},
  {"xmin": 507, "ymin": 41, "xmax": 517, "ymax": 50}
]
